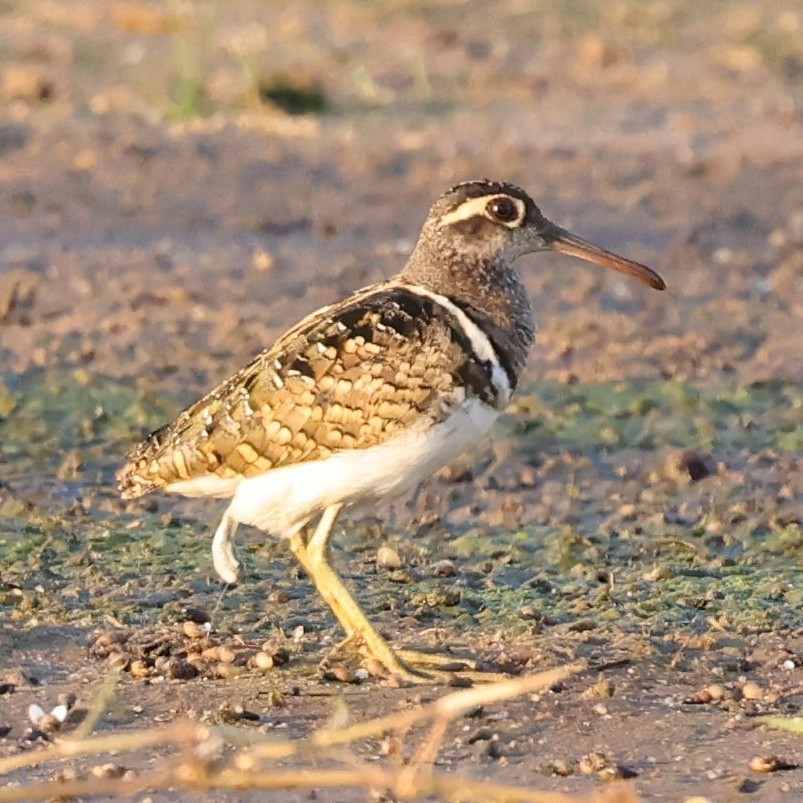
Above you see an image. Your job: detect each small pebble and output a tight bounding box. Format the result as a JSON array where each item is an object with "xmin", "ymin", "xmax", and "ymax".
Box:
[
  {"xmin": 581, "ymin": 679, "xmax": 614, "ymax": 699},
  {"xmin": 268, "ymin": 590, "xmax": 290, "ymax": 604},
  {"xmin": 233, "ymin": 649, "xmax": 256, "ymax": 667},
  {"xmin": 260, "ymin": 644, "xmax": 289, "ymax": 666},
  {"xmin": 376, "ymin": 545, "xmax": 402, "ymax": 569},
  {"xmin": 686, "ymin": 684, "xmax": 725, "ymax": 704},
  {"xmin": 749, "ymin": 755, "xmax": 796, "ymax": 773},
  {"xmin": 91, "ymin": 631, "xmax": 127, "ymax": 657},
  {"xmin": 324, "ymin": 665, "xmax": 362, "ymax": 684},
  {"xmin": 578, "ymin": 751, "xmax": 614, "ymax": 774},
  {"xmin": 547, "ymin": 758, "xmax": 573, "ymax": 776},
  {"xmin": 183, "ymin": 607, "xmax": 210, "ymax": 624},
  {"xmin": 263, "ymin": 690, "xmax": 286, "ymax": 708},
  {"xmin": 252, "ymin": 248, "xmax": 276, "ymax": 272},
  {"xmin": 95, "ymin": 631, "xmax": 125, "ymax": 648},
  {"xmin": 129, "ymin": 660, "xmax": 150, "ymax": 679},
  {"xmin": 220, "ymin": 704, "xmax": 260, "ymax": 724},
  {"xmin": 166, "ymin": 659, "xmax": 198, "ymax": 681},
  {"xmin": 23, "ymin": 727, "xmax": 49, "ymax": 743},
  {"xmin": 187, "ymin": 656, "xmax": 207, "ymax": 674},
  {"xmin": 380, "ymin": 735, "xmax": 401, "ymax": 756},
  {"xmin": 181, "ymin": 621, "xmax": 207, "ymax": 640},
  {"xmin": 214, "ymin": 662, "xmax": 238, "ymax": 680},
  {"xmin": 431, "ymin": 559, "xmax": 456, "ymax": 577},
  {"xmin": 1, "ymin": 65, "xmax": 53, "ymax": 101},
  {"xmin": 234, "ymin": 754, "xmax": 256, "ymax": 771},
  {"xmin": 664, "ymin": 450, "xmax": 712, "ymax": 483},
  {"xmin": 53, "ymin": 768, "xmax": 78, "ymax": 782},
  {"xmin": 251, "ymin": 652, "xmax": 274, "ymax": 670},
  {"xmin": 28, "ymin": 704, "xmax": 45, "ymax": 725},
  {"xmin": 90, "ymin": 763, "xmax": 126, "ymax": 779},
  {"xmin": 741, "ymin": 681, "xmax": 762, "ymax": 701},
  {"xmin": 202, "ymin": 646, "xmax": 221, "ymax": 662},
  {"xmin": 749, "ymin": 755, "xmax": 780, "ymax": 773}
]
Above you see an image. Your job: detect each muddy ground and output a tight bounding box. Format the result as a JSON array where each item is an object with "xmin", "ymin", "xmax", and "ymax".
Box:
[{"xmin": 1, "ymin": 1, "xmax": 802, "ymax": 800}]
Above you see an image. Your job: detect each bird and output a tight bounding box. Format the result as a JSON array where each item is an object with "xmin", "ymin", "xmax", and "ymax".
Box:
[{"xmin": 117, "ymin": 180, "xmax": 665, "ymax": 684}]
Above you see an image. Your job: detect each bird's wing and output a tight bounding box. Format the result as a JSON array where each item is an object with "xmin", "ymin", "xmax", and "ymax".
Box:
[{"xmin": 117, "ymin": 283, "xmax": 504, "ymax": 499}]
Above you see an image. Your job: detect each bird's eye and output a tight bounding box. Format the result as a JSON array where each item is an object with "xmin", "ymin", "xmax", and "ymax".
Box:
[{"xmin": 486, "ymin": 197, "xmax": 520, "ymax": 224}]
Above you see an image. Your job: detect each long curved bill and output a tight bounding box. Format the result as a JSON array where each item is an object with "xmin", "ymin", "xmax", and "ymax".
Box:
[{"xmin": 544, "ymin": 224, "xmax": 666, "ymax": 290}]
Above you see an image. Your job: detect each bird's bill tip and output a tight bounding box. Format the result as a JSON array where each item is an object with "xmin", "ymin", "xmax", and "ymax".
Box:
[{"xmin": 546, "ymin": 226, "xmax": 666, "ymax": 291}]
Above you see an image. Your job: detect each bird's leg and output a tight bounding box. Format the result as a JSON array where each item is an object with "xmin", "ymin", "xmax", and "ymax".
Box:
[
  {"xmin": 293, "ymin": 505, "xmax": 506, "ymax": 684},
  {"xmin": 291, "ymin": 504, "xmax": 434, "ymax": 683},
  {"xmin": 287, "ymin": 523, "xmax": 313, "ymax": 575},
  {"xmin": 212, "ymin": 510, "xmax": 240, "ymax": 584},
  {"xmin": 303, "ymin": 512, "xmax": 491, "ymax": 675},
  {"xmin": 288, "ymin": 521, "xmax": 363, "ymax": 660},
  {"xmin": 287, "ymin": 516, "xmax": 362, "ymax": 654}
]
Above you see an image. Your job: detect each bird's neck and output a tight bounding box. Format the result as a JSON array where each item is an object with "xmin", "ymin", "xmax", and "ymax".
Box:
[{"xmin": 399, "ymin": 250, "xmax": 536, "ymax": 388}]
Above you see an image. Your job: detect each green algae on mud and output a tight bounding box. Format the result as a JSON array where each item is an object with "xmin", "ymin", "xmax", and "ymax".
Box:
[
  {"xmin": 0, "ymin": 368, "xmax": 181, "ymax": 466},
  {"xmin": 1, "ymin": 368, "xmax": 799, "ymax": 480},
  {"xmin": 1, "ymin": 368, "xmax": 800, "ymax": 646},
  {"xmin": 510, "ymin": 378, "xmax": 803, "ymax": 453}
]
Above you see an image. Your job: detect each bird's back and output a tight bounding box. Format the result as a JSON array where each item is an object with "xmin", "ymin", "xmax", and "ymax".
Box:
[{"xmin": 117, "ymin": 281, "xmax": 511, "ymax": 500}]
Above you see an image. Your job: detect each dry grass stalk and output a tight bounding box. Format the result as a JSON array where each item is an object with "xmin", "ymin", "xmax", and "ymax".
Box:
[{"xmin": 0, "ymin": 663, "xmax": 637, "ymax": 803}]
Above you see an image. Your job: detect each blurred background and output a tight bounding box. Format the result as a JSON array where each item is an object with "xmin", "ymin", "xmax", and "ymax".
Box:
[
  {"xmin": 1, "ymin": 3, "xmax": 802, "ymax": 797},
  {"xmin": 1, "ymin": 0, "xmax": 801, "ymax": 390}
]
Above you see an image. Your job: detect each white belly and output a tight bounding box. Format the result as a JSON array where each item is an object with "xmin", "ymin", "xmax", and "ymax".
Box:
[{"xmin": 214, "ymin": 398, "xmax": 498, "ymax": 536}]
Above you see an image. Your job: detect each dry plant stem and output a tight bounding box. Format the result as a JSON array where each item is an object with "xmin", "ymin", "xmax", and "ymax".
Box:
[
  {"xmin": 248, "ymin": 665, "xmax": 580, "ymax": 760},
  {"xmin": 0, "ymin": 772, "xmax": 170, "ymax": 802},
  {"xmin": 71, "ymin": 669, "xmax": 122, "ymax": 740},
  {"xmin": 199, "ymin": 768, "xmax": 588, "ymax": 802},
  {"xmin": 0, "ymin": 720, "xmax": 211, "ymax": 776},
  {"xmin": 0, "ymin": 668, "xmax": 577, "ymax": 777},
  {"xmin": 0, "ymin": 667, "xmax": 583, "ymax": 803},
  {"xmin": 397, "ymin": 717, "xmax": 450, "ymax": 797},
  {"xmin": 0, "ymin": 767, "xmax": 587, "ymax": 803}
]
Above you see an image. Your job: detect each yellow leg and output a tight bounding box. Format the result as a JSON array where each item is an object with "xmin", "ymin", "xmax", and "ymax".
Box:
[
  {"xmin": 288, "ymin": 505, "xmax": 507, "ymax": 685},
  {"xmin": 300, "ymin": 505, "xmax": 428, "ymax": 682}
]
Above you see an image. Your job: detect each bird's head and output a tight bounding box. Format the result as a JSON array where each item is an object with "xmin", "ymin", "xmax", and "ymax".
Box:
[{"xmin": 417, "ymin": 180, "xmax": 665, "ymax": 290}]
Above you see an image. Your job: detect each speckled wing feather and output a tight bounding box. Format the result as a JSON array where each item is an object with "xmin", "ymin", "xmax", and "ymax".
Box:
[{"xmin": 117, "ymin": 283, "xmax": 505, "ymax": 499}]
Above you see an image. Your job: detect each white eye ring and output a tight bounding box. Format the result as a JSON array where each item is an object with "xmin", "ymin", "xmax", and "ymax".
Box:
[
  {"xmin": 486, "ymin": 196, "xmax": 519, "ymax": 223},
  {"xmin": 438, "ymin": 194, "xmax": 525, "ymax": 229}
]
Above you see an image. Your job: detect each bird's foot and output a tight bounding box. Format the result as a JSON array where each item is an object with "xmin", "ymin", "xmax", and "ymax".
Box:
[
  {"xmin": 363, "ymin": 647, "xmax": 510, "ymax": 686},
  {"xmin": 318, "ymin": 638, "xmax": 506, "ymax": 685},
  {"xmin": 396, "ymin": 647, "xmax": 485, "ymax": 672}
]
